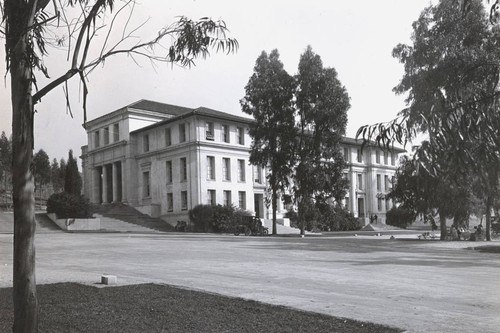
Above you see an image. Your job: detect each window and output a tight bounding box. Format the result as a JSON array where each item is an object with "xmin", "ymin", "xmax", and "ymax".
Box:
[
  {"xmin": 344, "ymin": 196, "xmax": 349, "ymax": 209},
  {"xmin": 238, "ymin": 159, "xmax": 246, "ymax": 182},
  {"xmin": 386, "ymin": 198, "xmax": 390, "ymax": 211},
  {"xmin": 207, "ymin": 190, "xmax": 216, "ymax": 206},
  {"xmin": 237, "ymin": 127, "xmax": 244, "ymax": 145},
  {"xmin": 167, "ymin": 193, "xmax": 173, "ymax": 212},
  {"xmin": 104, "ymin": 127, "xmax": 110, "ymax": 145},
  {"xmin": 376, "ymin": 174, "xmax": 381, "ymax": 191},
  {"xmin": 181, "ymin": 191, "xmax": 188, "ymax": 210},
  {"xmin": 384, "ymin": 151, "xmax": 389, "ymax": 164},
  {"xmin": 376, "ymin": 151, "xmax": 380, "ymax": 164},
  {"xmin": 206, "ymin": 122, "xmax": 214, "ymax": 141},
  {"xmin": 179, "ymin": 123, "xmax": 186, "ymax": 143},
  {"xmin": 143, "ymin": 134, "xmax": 150, "ymax": 152},
  {"xmin": 254, "ymin": 165, "xmax": 262, "ymax": 184},
  {"xmin": 391, "ymin": 153, "xmax": 397, "ymax": 166},
  {"xmin": 165, "ymin": 128, "xmax": 171, "ymax": 146},
  {"xmin": 222, "ymin": 158, "xmax": 231, "ymax": 181},
  {"xmin": 238, "ymin": 191, "xmax": 246, "ymax": 210},
  {"xmin": 385, "ymin": 175, "xmax": 390, "ymax": 191},
  {"xmin": 180, "ymin": 158, "xmax": 187, "ymax": 181},
  {"xmin": 357, "ymin": 149, "xmax": 363, "ymax": 163},
  {"xmin": 94, "ymin": 131, "xmax": 100, "ymax": 148},
  {"xmin": 143, "ymin": 172, "xmax": 150, "ymax": 198},
  {"xmin": 357, "ymin": 173, "xmax": 363, "ymax": 190},
  {"xmin": 207, "ymin": 156, "xmax": 215, "ymax": 180},
  {"xmin": 224, "ymin": 190, "xmax": 231, "ymax": 207},
  {"xmin": 343, "ymin": 147, "xmax": 349, "ymax": 162},
  {"xmin": 166, "ymin": 161, "xmax": 172, "ymax": 184},
  {"xmin": 378, "ymin": 197, "xmax": 383, "ymax": 211},
  {"xmin": 222, "ymin": 125, "xmax": 230, "ymax": 143},
  {"xmin": 113, "ymin": 123, "xmax": 119, "ymax": 142}
]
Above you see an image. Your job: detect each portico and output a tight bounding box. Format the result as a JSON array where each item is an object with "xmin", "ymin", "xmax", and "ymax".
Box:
[{"xmin": 92, "ymin": 161, "xmax": 124, "ymax": 204}]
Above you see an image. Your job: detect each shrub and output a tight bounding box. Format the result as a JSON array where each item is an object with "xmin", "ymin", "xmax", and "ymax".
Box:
[
  {"xmin": 47, "ymin": 192, "xmax": 93, "ymax": 218},
  {"xmin": 188, "ymin": 204, "xmax": 214, "ymax": 232},
  {"xmin": 287, "ymin": 202, "xmax": 360, "ymax": 232},
  {"xmin": 189, "ymin": 204, "xmax": 253, "ymax": 233},
  {"xmin": 386, "ymin": 207, "xmax": 414, "ymax": 229}
]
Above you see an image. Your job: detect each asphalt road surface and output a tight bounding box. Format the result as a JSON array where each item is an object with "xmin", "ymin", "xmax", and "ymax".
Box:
[{"xmin": 1, "ymin": 212, "xmax": 499, "ymax": 333}]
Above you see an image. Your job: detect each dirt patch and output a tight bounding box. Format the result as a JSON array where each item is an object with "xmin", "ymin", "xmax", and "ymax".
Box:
[{"xmin": 0, "ymin": 283, "xmax": 402, "ymax": 332}]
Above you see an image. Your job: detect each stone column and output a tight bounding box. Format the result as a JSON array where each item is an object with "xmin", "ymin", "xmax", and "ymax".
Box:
[
  {"xmin": 92, "ymin": 168, "xmax": 100, "ymax": 204},
  {"xmin": 112, "ymin": 162, "xmax": 118, "ymax": 203},
  {"xmin": 121, "ymin": 160, "xmax": 126, "ymax": 203},
  {"xmin": 102, "ymin": 164, "xmax": 108, "ymax": 203}
]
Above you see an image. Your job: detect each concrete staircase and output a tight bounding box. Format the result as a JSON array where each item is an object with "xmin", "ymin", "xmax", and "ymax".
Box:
[
  {"xmin": 93, "ymin": 203, "xmax": 175, "ymax": 233},
  {"xmin": 262, "ymin": 219, "xmax": 305, "ymax": 235}
]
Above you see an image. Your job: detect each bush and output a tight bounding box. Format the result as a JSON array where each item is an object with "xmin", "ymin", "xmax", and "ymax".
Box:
[
  {"xmin": 189, "ymin": 204, "xmax": 253, "ymax": 233},
  {"xmin": 287, "ymin": 203, "xmax": 360, "ymax": 232},
  {"xmin": 188, "ymin": 204, "xmax": 214, "ymax": 232},
  {"xmin": 386, "ymin": 207, "xmax": 414, "ymax": 229},
  {"xmin": 47, "ymin": 192, "xmax": 93, "ymax": 219}
]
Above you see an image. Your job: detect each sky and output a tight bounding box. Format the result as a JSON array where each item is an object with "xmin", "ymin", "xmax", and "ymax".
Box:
[{"xmin": 0, "ymin": 0, "xmax": 435, "ymax": 165}]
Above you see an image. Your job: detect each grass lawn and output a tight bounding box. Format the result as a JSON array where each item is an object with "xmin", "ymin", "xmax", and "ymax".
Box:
[{"xmin": 0, "ymin": 283, "xmax": 402, "ymax": 332}]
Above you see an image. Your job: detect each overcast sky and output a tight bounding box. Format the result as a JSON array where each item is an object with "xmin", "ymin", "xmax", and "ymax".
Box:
[{"xmin": 0, "ymin": 0, "xmax": 434, "ymax": 164}]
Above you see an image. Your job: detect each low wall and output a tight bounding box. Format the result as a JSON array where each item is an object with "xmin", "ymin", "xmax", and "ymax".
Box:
[{"xmin": 47, "ymin": 213, "xmax": 100, "ymax": 231}]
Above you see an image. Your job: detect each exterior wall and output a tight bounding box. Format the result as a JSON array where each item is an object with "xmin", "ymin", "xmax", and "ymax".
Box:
[
  {"xmin": 81, "ymin": 101, "xmax": 403, "ymax": 228},
  {"xmin": 341, "ymin": 142, "xmax": 400, "ymax": 225}
]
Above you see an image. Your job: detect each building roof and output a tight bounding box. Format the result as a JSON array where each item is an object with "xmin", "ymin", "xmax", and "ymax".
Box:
[
  {"xmin": 341, "ymin": 136, "xmax": 406, "ymax": 153},
  {"xmin": 127, "ymin": 100, "xmax": 193, "ymax": 116},
  {"xmin": 130, "ymin": 105, "xmax": 252, "ymax": 134}
]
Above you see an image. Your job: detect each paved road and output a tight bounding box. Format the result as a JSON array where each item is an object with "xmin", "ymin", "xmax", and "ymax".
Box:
[{"xmin": 1, "ymin": 213, "xmax": 499, "ymax": 333}]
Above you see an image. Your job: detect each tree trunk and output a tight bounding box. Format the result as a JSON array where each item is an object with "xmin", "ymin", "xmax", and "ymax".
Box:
[
  {"xmin": 272, "ymin": 187, "xmax": 277, "ymax": 235},
  {"xmin": 485, "ymin": 195, "xmax": 492, "ymax": 241},
  {"xmin": 10, "ymin": 20, "xmax": 38, "ymax": 332},
  {"xmin": 439, "ymin": 214, "xmax": 447, "ymax": 240}
]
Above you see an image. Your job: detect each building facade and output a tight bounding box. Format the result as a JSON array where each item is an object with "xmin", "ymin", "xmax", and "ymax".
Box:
[{"xmin": 81, "ymin": 100, "xmax": 404, "ymax": 226}]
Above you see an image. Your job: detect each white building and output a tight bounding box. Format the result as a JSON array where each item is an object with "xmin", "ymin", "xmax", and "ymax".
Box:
[{"xmin": 81, "ymin": 100, "xmax": 404, "ymax": 226}]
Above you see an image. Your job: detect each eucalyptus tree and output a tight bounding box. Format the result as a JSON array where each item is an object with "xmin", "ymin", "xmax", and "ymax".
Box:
[
  {"xmin": 357, "ymin": 0, "xmax": 500, "ymax": 240},
  {"xmin": 294, "ymin": 46, "xmax": 350, "ymax": 235},
  {"xmin": 2, "ymin": 1, "xmax": 238, "ymax": 330},
  {"xmin": 241, "ymin": 49, "xmax": 296, "ymax": 235}
]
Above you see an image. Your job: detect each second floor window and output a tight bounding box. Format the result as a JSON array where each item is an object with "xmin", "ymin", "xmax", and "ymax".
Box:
[
  {"xmin": 357, "ymin": 173, "xmax": 363, "ymax": 190},
  {"xmin": 377, "ymin": 174, "xmax": 381, "ymax": 191},
  {"xmin": 180, "ymin": 157, "xmax": 187, "ymax": 181},
  {"xmin": 207, "ymin": 156, "xmax": 215, "ymax": 180},
  {"xmin": 391, "ymin": 153, "xmax": 397, "ymax": 166},
  {"xmin": 222, "ymin": 158, "xmax": 231, "ymax": 181},
  {"xmin": 237, "ymin": 127, "xmax": 244, "ymax": 145},
  {"xmin": 254, "ymin": 165, "xmax": 262, "ymax": 184},
  {"xmin": 384, "ymin": 151, "xmax": 389, "ymax": 164},
  {"xmin": 165, "ymin": 128, "xmax": 171, "ymax": 146},
  {"xmin": 222, "ymin": 125, "xmax": 230, "ymax": 143},
  {"xmin": 357, "ymin": 149, "xmax": 363, "ymax": 163},
  {"xmin": 206, "ymin": 122, "xmax": 214, "ymax": 141},
  {"xmin": 376, "ymin": 151, "xmax": 380, "ymax": 164},
  {"xmin": 238, "ymin": 159, "xmax": 245, "ymax": 182},
  {"xmin": 343, "ymin": 147, "xmax": 349, "ymax": 162},
  {"xmin": 385, "ymin": 175, "xmax": 390, "ymax": 191},
  {"xmin": 113, "ymin": 123, "xmax": 119, "ymax": 142},
  {"xmin": 179, "ymin": 123, "xmax": 186, "ymax": 143},
  {"xmin": 94, "ymin": 130, "xmax": 100, "ymax": 148},
  {"xmin": 104, "ymin": 127, "xmax": 110, "ymax": 145}
]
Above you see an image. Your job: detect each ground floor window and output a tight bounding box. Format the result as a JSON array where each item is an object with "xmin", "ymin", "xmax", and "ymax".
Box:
[
  {"xmin": 167, "ymin": 193, "xmax": 173, "ymax": 212},
  {"xmin": 181, "ymin": 191, "xmax": 188, "ymax": 210},
  {"xmin": 238, "ymin": 191, "xmax": 246, "ymax": 210}
]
